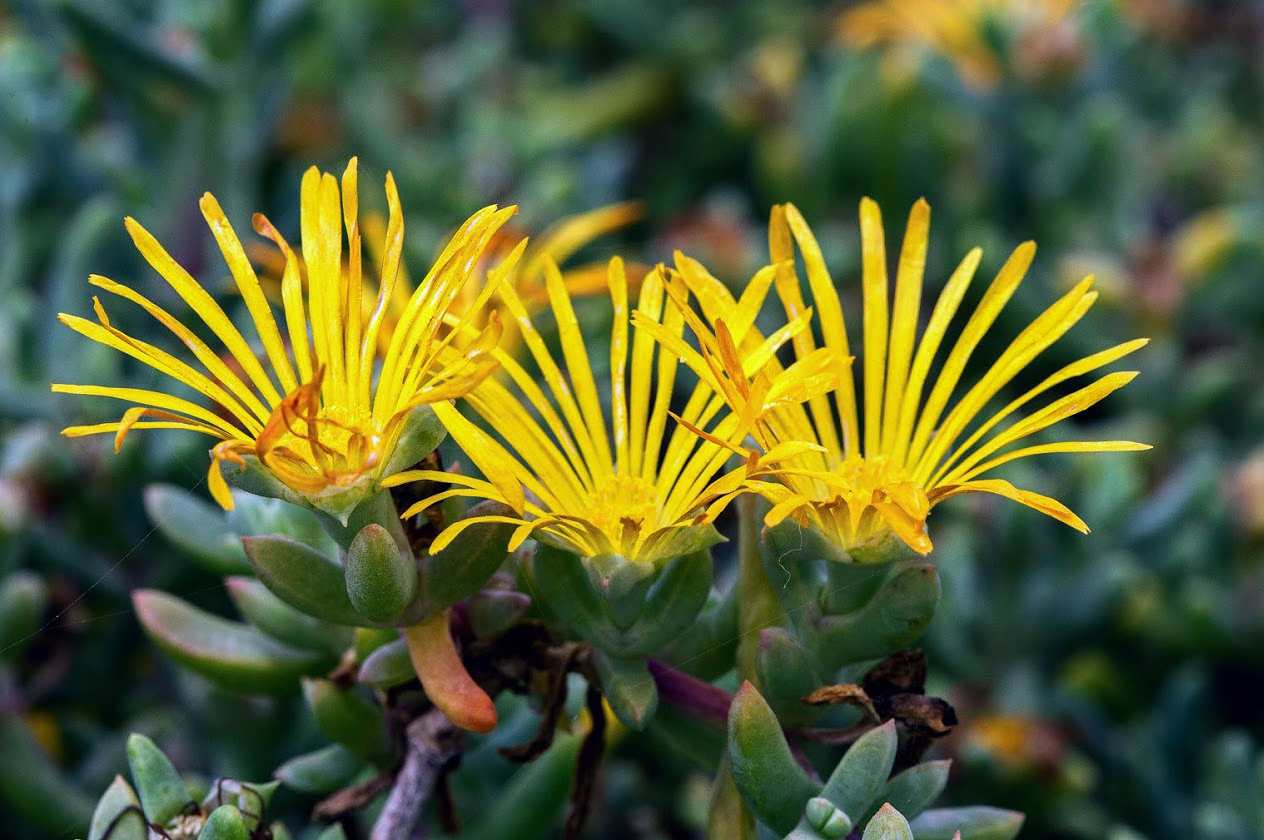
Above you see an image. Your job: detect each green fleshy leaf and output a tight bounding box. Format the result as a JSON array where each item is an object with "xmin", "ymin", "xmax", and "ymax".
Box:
[
  {"xmin": 465, "ymin": 589, "xmax": 531, "ymax": 640},
  {"xmin": 380, "ymin": 405, "xmax": 446, "ymax": 477},
  {"xmin": 659, "ymin": 586, "xmax": 738, "ymax": 680},
  {"xmin": 315, "ymin": 824, "xmax": 350, "ymax": 840},
  {"xmin": 707, "ymin": 753, "xmax": 758, "ymax": 840},
  {"xmin": 226, "ymin": 491, "xmax": 340, "ymax": 558},
  {"xmin": 226, "ymin": 577, "xmax": 352, "ymax": 654},
  {"xmin": 198, "ymin": 804, "xmax": 251, "ymax": 840},
  {"xmin": 755, "ymin": 628, "xmax": 822, "ymax": 726},
  {"xmin": 126, "ymin": 733, "xmax": 192, "ymax": 826},
  {"xmin": 873, "ymin": 760, "xmax": 951, "ymax": 823},
  {"xmin": 274, "ymin": 745, "xmax": 366, "ymax": 794},
  {"xmin": 634, "ymin": 550, "xmax": 716, "ymax": 653},
  {"xmin": 864, "ymin": 803, "xmax": 915, "ymax": 840},
  {"xmin": 585, "ymin": 554, "xmax": 656, "ymax": 630},
  {"xmin": 269, "ymin": 823, "xmax": 294, "ymax": 840},
  {"xmin": 635, "ymin": 522, "xmax": 725, "ymax": 567},
  {"xmin": 908, "ymin": 807, "xmax": 1025, "ymax": 840},
  {"xmin": 820, "ymin": 721, "xmax": 897, "ymax": 818},
  {"xmin": 346, "ymin": 523, "xmax": 418, "ymax": 623},
  {"xmin": 591, "ymin": 651, "xmax": 658, "ymax": 731},
  {"xmin": 411, "ymin": 500, "xmax": 515, "ymax": 618},
  {"xmin": 357, "ymin": 637, "xmax": 416, "ymax": 688},
  {"xmin": 303, "ymin": 679, "xmax": 391, "ymax": 761},
  {"xmin": 815, "ymin": 563, "xmax": 939, "ymax": 670},
  {"xmin": 242, "ymin": 535, "xmax": 368, "ymax": 626},
  {"xmin": 133, "ymin": 590, "xmax": 330, "ymax": 694},
  {"xmin": 144, "ymin": 484, "xmax": 249, "ymax": 575},
  {"xmin": 803, "ymin": 795, "xmax": 853, "ymax": 838},
  {"xmin": 353, "ymin": 626, "xmax": 399, "ymax": 660},
  {"xmin": 88, "ymin": 775, "xmax": 145, "ymax": 840},
  {"xmin": 727, "ymin": 681, "xmax": 821, "ymax": 834}
]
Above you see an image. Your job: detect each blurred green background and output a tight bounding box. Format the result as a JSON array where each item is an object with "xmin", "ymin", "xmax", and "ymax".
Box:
[{"xmin": 3, "ymin": 0, "xmax": 1264, "ymax": 837}]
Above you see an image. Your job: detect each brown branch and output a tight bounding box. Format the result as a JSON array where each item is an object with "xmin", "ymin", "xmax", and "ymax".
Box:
[
  {"xmin": 368, "ymin": 709, "xmax": 463, "ymax": 840},
  {"xmin": 564, "ymin": 683, "xmax": 607, "ymax": 840}
]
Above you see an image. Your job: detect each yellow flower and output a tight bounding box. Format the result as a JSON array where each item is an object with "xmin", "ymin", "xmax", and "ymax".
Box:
[
  {"xmin": 384, "ymin": 257, "xmax": 832, "ymax": 563},
  {"xmin": 668, "ymin": 199, "xmax": 1149, "ymax": 558},
  {"xmin": 837, "ymin": 0, "xmax": 1080, "ymax": 90},
  {"xmin": 53, "ymin": 159, "xmax": 515, "ymax": 518},
  {"xmin": 248, "ymin": 201, "xmax": 644, "ymax": 355}
]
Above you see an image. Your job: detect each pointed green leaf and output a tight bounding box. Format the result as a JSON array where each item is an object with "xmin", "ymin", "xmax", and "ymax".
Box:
[
  {"xmin": 315, "ymin": 824, "xmax": 350, "ymax": 840},
  {"xmin": 638, "ymin": 522, "xmax": 724, "ymax": 567},
  {"xmin": 144, "ymin": 484, "xmax": 249, "ymax": 575},
  {"xmin": 908, "ymin": 807, "xmax": 1025, "ymax": 840},
  {"xmin": 874, "ymin": 760, "xmax": 950, "ymax": 823},
  {"xmin": 465, "ymin": 589, "xmax": 531, "ymax": 640},
  {"xmin": 274, "ymin": 745, "xmax": 366, "ymax": 794},
  {"xmin": 864, "ymin": 803, "xmax": 915, "ymax": 840},
  {"xmin": 133, "ymin": 590, "xmax": 330, "ymax": 694},
  {"xmin": 727, "ymin": 681, "xmax": 821, "ymax": 834},
  {"xmin": 242, "ymin": 535, "xmax": 368, "ymax": 626},
  {"xmin": 816, "ymin": 563, "xmax": 939, "ymax": 670},
  {"xmin": 126, "ymin": 734, "xmax": 191, "ymax": 825},
  {"xmin": 226, "ymin": 577, "xmax": 352, "ymax": 654},
  {"xmin": 88, "ymin": 775, "xmax": 145, "ymax": 840},
  {"xmin": 821, "ymin": 721, "xmax": 897, "ymax": 817},
  {"xmin": 660, "ymin": 586, "xmax": 738, "ymax": 680},
  {"xmin": 226, "ymin": 492, "xmax": 339, "ymax": 557},
  {"xmin": 632, "ymin": 550, "xmax": 715, "ymax": 654},
  {"xmin": 346, "ymin": 523, "xmax": 417, "ymax": 623},
  {"xmin": 591, "ymin": 651, "xmax": 658, "ymax": 731},
  {"xmin": 585, "ymin": 554, "xmax": 656, "ymax": 630},
  {"xmin": 413, "ymin": 501, "xmax": 514, "ymax": 616},
  {"xmin": 303, "ymin": 679, "xmax": 391, "ymax": 761},
  {"xmin": 381, "ymin": 405, "xmax": 446, "ymax": 477},
  {"xmin": 755, "ymin": 628, "xmax": 821, "ymax": 726},
  {"xmin": 198, "ymin": 804, "xmax": 251, "ymax": 840},
  {"xmin": 358, "ymin": 637, "xmax": 416, "ymax": 688}
]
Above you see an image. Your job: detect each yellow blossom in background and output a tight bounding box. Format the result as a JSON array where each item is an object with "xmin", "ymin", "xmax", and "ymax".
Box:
[
  {"xmin": 53, "ymin": 159, "xmax": 515, "ymax": 518},
  {"xmin": 249, "ymin": 200, "xmax": 643, "ymax": 356},
  {"xmin": 836, "ymin": 0, "xmax": 1082, "ymax": 90},
  {"xmin": 666, "ymin": 199, "xmax": 1148, "ymax": 558},
  {"xmin": 385, "ymin": 257, "xmax": 837, "ymax": 563}
]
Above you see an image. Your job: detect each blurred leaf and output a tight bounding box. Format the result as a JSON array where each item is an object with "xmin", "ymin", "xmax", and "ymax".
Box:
[{"xmin": 126, "ymin": 733, "xmax": 192, "ymax": 825}]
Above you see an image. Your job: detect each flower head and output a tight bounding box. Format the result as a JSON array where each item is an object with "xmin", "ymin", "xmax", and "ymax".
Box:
[
  {"xmin": 249, "ymin": 201, "xmax": 644, "ymax": 355},
  {"xmin": 385, "ymin": 257, "xmax": 830, "ymax": 564},
  {"xmin": 669, "ymin": 199, "xmax": 1148, "ymax": 558},
  {"xmin": 54, "ymin": 159, "xmax": 515, "ymax": 519}
]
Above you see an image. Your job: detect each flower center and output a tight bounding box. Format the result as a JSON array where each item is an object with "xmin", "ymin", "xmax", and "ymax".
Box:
[{"xmin": 579, "ymin": 474, "xmax": 662, "ymax": 557}]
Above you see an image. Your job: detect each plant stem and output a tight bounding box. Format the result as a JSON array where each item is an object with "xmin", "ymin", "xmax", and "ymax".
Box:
[{"xmin": 370, "ymin": 708, "xmax": 461, "ymax": 840}]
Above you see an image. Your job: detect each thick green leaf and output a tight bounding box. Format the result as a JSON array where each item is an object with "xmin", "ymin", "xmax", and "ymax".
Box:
[
  {"xmin": 126, "ymin": 733, "xmax": 192, "ymax": 826},
  {"xmin": 381, "ymin": 405, "xmax": 446, "ymax": 477},
  {"xmin": 133, "ymin": 590, "xmax": 330, "ymax": 694},
  {"xmin": 629, "ymin": 550, "xmax": 715, "ymax": 653},
  {"xmin": 637, "ymin": 522, "xmax": 725, "ymax": 567},
  {"xmin": 815, "ymin": 563, "xmax": 939, "ymax": 670},
  {"xmin": 727, "ymin": 681, "xmax": 821, "ymax": 834},
  {"xmin": 226, "ymin": 577, "xmax": 352, "ymax": 654},
  {"xmin": 346, "ymin": 523, "xmax": 417, "ymax": 623},
  {"xmin": 198, "ymin": 804, "xmax": 251, "ymax": 840},
  {"xmin": 659, "ymin": 585, "xmax": 738, "ymax": 680},
  {"xmin": 706, "ymin": 754, "xmax": 758, "ymax": 840},
  {"xmin": 755, "ymin": 628, "xmax": 822, "ymax": 726},
  {"xmin": 274, "ymin": 745, "xmax": 365, "ymax": 794},
  {"xmin": 864, "ymin": 803, "xmax": 915, "ymax": 840},
  {"xmin": 88, "ymin": 775, "xmax": 145, "ymax": 840},
  {"xmin": 874, "ymin": 760, "xmax": 951, "ymax": 822},
  {"xmin": 413, "ymin": 501, "xmax": 515, "ymax": 617},
  {"xmin": 585, "ymin": 554, "xmax": 656, "ymax": 630},
  {"xmin": 242, "ymin": 535, "xmax": 368, "ymax": 626},
  {"xmin": 591, "ymin": 651, "xmax": 658, "ymax": 731},
  {"xmin": 303, "ymin": 679, "xmax": 391, "ymax": 761},
  {"xmin": 820, "ymin": 721, "xmax": 897, "ymax": 818},
  {"xmin": 144, "ymin": 484, "xmax": 249, "ymax": 575},
  {"xmin": 226, "ymin": 491, "xmax": 340, "ymax": 557},
  {"xmin": 802, "ymin": 796, "xmax": 853, "ymax": 838},
  {"xmin": 465, "ymin": 589, "xmax": 531, "ymax": 640},
  {"xmin": 357, "ymin": 637, "xmax": 416, "ymax": 688},
  {"xmin": 908, "ymin": 807, "xmax": 1025, "ymax": 840}
]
